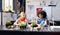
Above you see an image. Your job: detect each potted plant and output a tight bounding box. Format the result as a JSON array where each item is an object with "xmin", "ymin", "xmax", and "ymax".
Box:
[
  {"xmin": 19, "ymin": 22, "xmax": 27, "ymax": 29},
  {"xmin": 31, "ymin": 22, "xmax": 38, "ymax": 27},
  {"xmin": 6, "ymin": 20, "xmax": 12, "ymax": 28}
]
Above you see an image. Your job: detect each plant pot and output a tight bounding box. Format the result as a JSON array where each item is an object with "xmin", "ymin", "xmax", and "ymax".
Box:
[
  {"xmin": 20, "ymin": 23, "xmax": 27, "ymax": 29},
  {"xmin": 20, "ymin": 26, "xmax": 26, "ymax": 28},
  {"xmin": 6, "ymin": 20, "xmax": 12, "ymax": 28},
  {"xmin": 11, "ymin": 21, "xmax": 15, "ymax": 25},
  {"xmin": 31, "ymin": 22, "xmax": 38, "ymax": 27},
  {"xmin": 6, "ymin": 24, "xmax": 11, "ymax": 28},
  {"xmin": 32, "ymin": 25, "xmax": 38, "ymax": 27}
]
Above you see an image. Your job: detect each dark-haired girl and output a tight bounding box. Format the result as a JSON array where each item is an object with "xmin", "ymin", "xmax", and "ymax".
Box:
[{"xmin": 36, "ymin": 11, "xmax": 49, "ymax": 30}]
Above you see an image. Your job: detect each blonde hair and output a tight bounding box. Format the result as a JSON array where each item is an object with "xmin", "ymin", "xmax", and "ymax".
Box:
[{"xmin": 20, "ymin": 12, "xmax": 25, "ymax": 16}]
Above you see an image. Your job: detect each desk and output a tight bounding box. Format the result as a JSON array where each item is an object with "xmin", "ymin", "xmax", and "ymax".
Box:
[{"xmin": 1, "ymin": 25, "xmax": 52, "ymax": 32}]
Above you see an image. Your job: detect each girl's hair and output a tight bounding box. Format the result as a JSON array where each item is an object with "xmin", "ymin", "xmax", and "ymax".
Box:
[
  {"xmin": 38, "ymin": 11, "xmax": 47, "ymax": 18},
  {"xmin": 20, "ymin": 12, "xmax": 24, "ymax": 16}
]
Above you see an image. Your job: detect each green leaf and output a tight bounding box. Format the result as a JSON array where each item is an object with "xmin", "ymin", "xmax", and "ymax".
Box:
[
  {"xmin": 20, "ymin": 23, "xmax": 26, "ymax": 26},
  {"xmin": 31, "ymin": 22, "xmax": 37, "ymax": 26},
  {"xmin": 6, "ymin": 20, "xmax": 12, "ymax": 25}
]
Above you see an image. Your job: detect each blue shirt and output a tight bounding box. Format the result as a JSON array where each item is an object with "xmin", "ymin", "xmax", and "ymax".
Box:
[{"xmin": 37, "ymin": 17, "xmax": 47, "ymax": 25}]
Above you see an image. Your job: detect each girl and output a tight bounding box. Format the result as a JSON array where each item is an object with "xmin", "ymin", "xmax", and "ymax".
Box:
[
  {"xmin": 36, "ymin": 11, "xmax": 49, "ymax": 30},
  {"xmin": 13, "ymin": 12, "xmax": 27, "ymax": 27}
]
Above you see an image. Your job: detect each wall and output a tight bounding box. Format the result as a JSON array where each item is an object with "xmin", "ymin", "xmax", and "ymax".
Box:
[
  {"xmin": 52, "ymin": 7, "xmax": 60, "ymax": 21},
  {"xmin": 26, "ymin": 0, "xmax": 60, "ymax": 21},
  {"xmin": 2, "ymin": 13, "xmax": 17, "ymax": 25}
]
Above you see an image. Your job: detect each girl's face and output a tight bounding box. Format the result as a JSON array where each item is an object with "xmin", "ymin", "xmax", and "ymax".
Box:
[
  {"xmin": 20, "ymin": 12, "xmax": 26, "ymax": 18},
  {"xmin": 39, "ymin": 14, "xmax": 43, "ymax": 18}
]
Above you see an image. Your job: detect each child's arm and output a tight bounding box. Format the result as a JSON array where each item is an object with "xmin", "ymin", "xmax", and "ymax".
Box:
[
  {"xmin": 14, "ymin": 18, "xmax": 20, "ymax": 25},
  {"xmin": 36, "ymin": 20, "xmax": 39, "ymax": 25},
  {"xmin": 25, "ymin": 18, "xmax": 29, "ymax": 26},
  {"xmin": 43, "ymin": 19, "xmax": 48, "ymax": 26}
]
